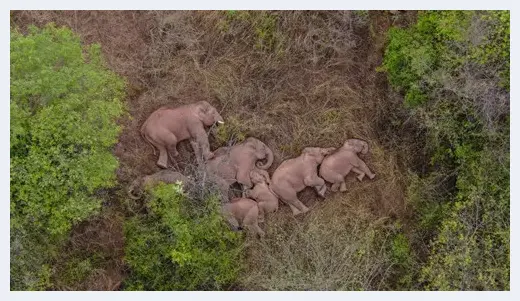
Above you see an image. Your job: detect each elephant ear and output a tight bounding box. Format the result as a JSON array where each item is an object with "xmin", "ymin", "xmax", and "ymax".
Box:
[{"xmin": 195, "ymin": 102, "xmax": 211, "ymax": 120}]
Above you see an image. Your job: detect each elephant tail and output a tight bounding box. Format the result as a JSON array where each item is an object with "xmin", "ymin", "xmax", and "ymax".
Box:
[{"xmin": 140, "ymin": 120, "xmax": 157, "ymax": 156}]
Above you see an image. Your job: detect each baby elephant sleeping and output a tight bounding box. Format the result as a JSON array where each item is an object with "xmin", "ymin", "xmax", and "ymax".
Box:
[
  {"xmin": 222, "ymin": 197, "xmax": 265, "ymax": 237},
  {"xmin": 243, "ymin": 169, "xmax": 279, "ymax": 223},
  {"xmin": 319, "ymin": 138, "xmax": 376, "ymax": 192}
]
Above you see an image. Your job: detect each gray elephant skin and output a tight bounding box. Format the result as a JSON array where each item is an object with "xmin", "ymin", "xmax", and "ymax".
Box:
[
  {"xmin": 222, "ymin": 197, "xmax": 265, "ymax": 237},
  {"xmin": 270, "ymin": 147, "xmax": 336, "ymax": 216},
  {"xmin": 141, "ymin": 101, "xmax": 224, "ymax": 168},
  {"xmin": 243, "ymin": 169, "xmax": 279, "ymax": 223},
  {"xmin": 319, "ymin": 139, "xmax": 376, "ymax": 192},
  {"xmin": 205, "ymin": 137, "xmax": 274, "ymax": 189}
]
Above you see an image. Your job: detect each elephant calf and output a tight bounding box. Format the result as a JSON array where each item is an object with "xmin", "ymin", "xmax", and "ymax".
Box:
[
  {"xmin": 243, "ymin": 169, "xmax": 279, "ymax": 223},
  {"xmin": 319, "ymin": 138, "xmax": 376, "ymax": 192},
  {"xmin": 222, "ymin": 198, "xmax": 265, "ymax": 237},
  {"xmin": 270, "ymin": 147, "xmax": 336, "ymax": 216},
  {"xmin": 205, "ymin": 137, "xmax": 274, "ymax": 189},
  {"xmin": 127, "ymin": 169, "xmax": 192, "ymax": 200}
]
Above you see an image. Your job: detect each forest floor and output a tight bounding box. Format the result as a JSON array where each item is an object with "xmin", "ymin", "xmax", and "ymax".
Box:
[{"xmin": 11, "ymin": 10, "xmax": 422, "ymax": 290}]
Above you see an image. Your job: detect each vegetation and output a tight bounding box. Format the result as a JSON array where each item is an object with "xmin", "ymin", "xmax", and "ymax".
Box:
[
  {"xmin": 10, "ymin": 24, "xmax": 125, "ymax": 290},
  {"xmin": 381, "ymin": 11, "xmax": 510, "ymax": 290},
  {"xmin": 10, "ymin": 10, "xmax": 509, "ymax": 291},
  {"xmin": 123, "ymin": 183, "xmax": 243, "ymax": 290}
]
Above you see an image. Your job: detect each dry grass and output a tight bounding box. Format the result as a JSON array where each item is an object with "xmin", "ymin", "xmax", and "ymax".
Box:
[{"xmin": 11, "ymin": 10, "xmax": 418, "ymax": 290}]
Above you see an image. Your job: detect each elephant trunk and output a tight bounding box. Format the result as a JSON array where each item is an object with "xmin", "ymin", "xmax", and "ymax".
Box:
[
  {"xmin": 256, "ymin": 144, "xmax": 274, "ymax": 170},
  {"xmin": 360, "ymin": 141, "xmax": 369, "ymax": 155}
]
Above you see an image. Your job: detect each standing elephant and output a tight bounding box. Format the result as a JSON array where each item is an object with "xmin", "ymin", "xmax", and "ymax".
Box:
[
  {"xmin": 270, "ymin": 147, "xmax": 336, "ymax": 216},
  {"xmin": 319, "ymin": 139, "xmax": 376, "ymax": 192},
  {"xmin": 127, "ymin": 169, "xmax": 193, "ymax": 200},
  {"xmin": 205, "ymin": 137, "xmax": 274, "ymax": 189},
  {"xmin": 222, "ymin": 197, "xmax": 265, "ymax": 237},
  {"xmin": 141, "ymin": 101, "xmax": 224, "ymax": 168},
  {"xmin": 243, "ymin": 169, "xmax": 279, "ymax": 223}
]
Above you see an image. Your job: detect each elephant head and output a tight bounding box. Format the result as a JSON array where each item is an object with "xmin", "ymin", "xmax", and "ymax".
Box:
[
  {"xmin": 243, "ymin": 137, "xmax": 274, "ymax": 170},
  {"xmin": 250, "ymin": 169, "xmax": 271, "ymax": 185},
  {"xmin": 302, "ymin": 147, "xmax": 336, "ymax": 164},
  {"xmin": 343, "ymin": 139, "xmax": 369, "ymax": 154},
  {"xmin": 195, "ymin": 101, "xmax": 224, "ymax": 126}
]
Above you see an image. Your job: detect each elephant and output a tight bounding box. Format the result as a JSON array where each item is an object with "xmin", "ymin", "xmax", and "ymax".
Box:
[
  {"xmin": 127, "ymin": 169, "xmax": 233, "ymax": 203},
  {"xmin": 127, "ymin": 169, "xmax": 193, "ymax": 200},
  {"xmin": 243, "ymin": 169, "xmax": 279, "ymax": 223},
  {"xmin": 319, "ymin": 139, "xmax": 376, "ymax": 192},
  {"xmin": 205, "ymin": 137, "xmax": 274, "ymax": 189},
  {"xmin": 270, "ymin": 147, "xmax": 336, "ymax": 216},
  {"xmin": 140, "ymin": 101, "xmax": 224, "ymax": 168},
  {"xmin": 222, "ymin": 197, "xmax": 265, "ymax": 237}
]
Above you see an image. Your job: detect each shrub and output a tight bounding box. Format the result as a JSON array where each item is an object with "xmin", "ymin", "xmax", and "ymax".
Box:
[
  {"xmin": 10, "ymin": 24, "xmax": 125, "ymax": 290},
  {"xmin": 381, "ymin": 11, "xmax": 509, "ymax": 290},
  {"xmin": 123, "ymin": 183, "xmax": 243, "ymax": 290}
]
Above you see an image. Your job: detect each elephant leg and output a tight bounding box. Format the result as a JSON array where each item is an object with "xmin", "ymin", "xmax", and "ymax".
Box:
[
  {"xmin": 243, "ymin": 206, "xmax": 265, "ymax": 237},
  {"xmin": 340, "ymin": 181, "xmax": 348, "ymax": 192},
  {"xmin": 282, "ymin": 195, "xmax": 309, "ymax": 216},
  {"xmin": 331, "ymin": 182, "xmax": 341, "ymax": 192},
  {"xmin": 257, "ymin": 202, "xmax": 266, "ymax": 223},
  {"xmin": 355, "ymin": 160, "xmax": 375, "ymax": 180},
  {"xmin": 167, "ymin": 143, "xmax": 179, "ymax": 158},
  {"xmin": 190, "ymin": 140, "xmax": 203, "ymax": 165},
  {"xmin": 288, "ymin": 203, "xmax": 302, "ymax": 215},
  {"xmin": 314, "ymin": 185, "xmax": 326, "ymax": 197},
  {"xmin": 156, "ymin": 144, "xmax": 169, "ymax": 169},
  {"xmin": 352, "ymin": 167, "xmax": 365, "ymax": 182},
  {"xmin": 236, "ymin": 168, "xmax": 253, "ymax": 189},
  {"xmin": 194, "ymin": 133, "xmax": 213, "ymax": 162}
]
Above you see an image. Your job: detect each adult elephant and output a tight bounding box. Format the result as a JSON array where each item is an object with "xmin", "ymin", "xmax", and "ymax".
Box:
[
  {"xmin": 141, "ymin": 101, "xmax": 224, "ymax": 168},
  {"xmin": 205, "ymin": 137, "xmax": 274, "ymax": 189},
  {"xmin": 319, "ymin": 138, "xmax": 376, "ymax": 192},
  {"xmin": 270, "ymin": 147, "xmax": 336, "ymax": 216}
]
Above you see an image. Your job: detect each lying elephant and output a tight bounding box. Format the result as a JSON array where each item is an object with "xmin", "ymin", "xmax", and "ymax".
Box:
[
  {"xmin": 243, "ymin": 169, "xmax": 279, "ymax": 223},
  {"xmin": 222, "ymin": 197, "xmax": 265, "ymax": 237},
  {"xmin": 205, "ymin": 137, "xmax": 274, "ymax": 189},
  {"xmin": 128, "ymin": 169, "xmax": 233, "ymax": 202},
  {"xmin": 141, "ymin": 101, "xmax": 224, "ymax": 168},
  {"xmin": 270, "ymin": 147, "xmax": 336, "ymax": 216},
  {"xmin": 319, "ymin": 139, "xmax": 376, "ymax": 192},
  {"xmin": 127, "ymin": 169, "xmax": 193, "ymax": 200}
]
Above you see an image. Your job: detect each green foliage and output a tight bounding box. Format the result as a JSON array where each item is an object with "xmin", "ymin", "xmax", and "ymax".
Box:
[
  {"xmin": 215, "ymin": 116, "xmax": 249, "ymax": 145},
  {"xmin": 382, "ymin": 11, "xmax": 510, "ymax": 290},
  {"xmin": 219, "ymin": 11, "xmax": 284, "ymax": 54},
  {"xmin": 123, "ymin": 183, "xmax": 243, "ymax": 290},
  {"xmin": 10, "ymin": 24, "xmax": 125, "ymax": 290},
  {"xmin": 382, "ymin": 11, "xmax": 509, "ymax": 106}
]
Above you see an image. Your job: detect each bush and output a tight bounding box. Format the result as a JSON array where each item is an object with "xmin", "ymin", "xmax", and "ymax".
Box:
[
  {"xmin": 381, "ymin": 11, "xmax": 509, "ymax": 290},
  {"xmin": 10, "ymin": 24, "xmax": 125, "ymax": 290},
  {"xmin": 123, "ymin": 183, "xmax": 243, "ymax": 290}
]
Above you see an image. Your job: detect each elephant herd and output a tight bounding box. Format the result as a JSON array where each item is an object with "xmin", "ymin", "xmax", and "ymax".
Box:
[{"xmin": 128, "ymin": 101, "xmax": 376, "ymax": 237}]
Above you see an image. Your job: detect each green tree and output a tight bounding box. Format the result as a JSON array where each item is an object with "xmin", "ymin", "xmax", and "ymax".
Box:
[
  {"xmin": 10, "ymin": 24, "xmax": 125, "ymax": 290},
  {"xmin": 381, "ymin": 11, "xmax": 509, "ymax": 290},
  {"xmin": 123, "ymin": 183, "xmax": 243, "ymax": 290}
]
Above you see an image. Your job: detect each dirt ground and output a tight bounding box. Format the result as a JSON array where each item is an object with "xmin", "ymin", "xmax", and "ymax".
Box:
[{"xmin": 11, "ymin": 10, "xmax": 420, "ymax": 290}]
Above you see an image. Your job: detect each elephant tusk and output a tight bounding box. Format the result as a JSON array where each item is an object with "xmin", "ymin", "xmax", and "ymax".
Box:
[{"xmin": 217, "ymin": 121, "xmax": 224, "ymax": 124}]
